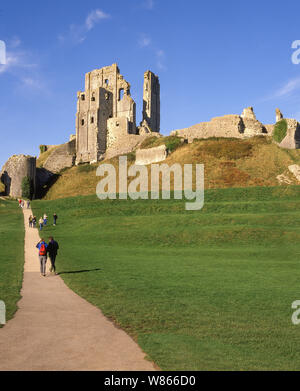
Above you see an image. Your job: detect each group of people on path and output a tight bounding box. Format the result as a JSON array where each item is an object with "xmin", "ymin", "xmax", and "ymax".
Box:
[
  {"xmin": 28, "ymin": 213, "xmax": 58, "ymax": 230},
  {"xmin": 18, "ymin": 199, "xmax": 30, "ymax": 209},
  {"xmin": 36, "ymin": 237, "xmax": 59, "ymax": 277},
  {"xmin": 18, "ymin": 200, "xmax": 60, "ymax": 277}
]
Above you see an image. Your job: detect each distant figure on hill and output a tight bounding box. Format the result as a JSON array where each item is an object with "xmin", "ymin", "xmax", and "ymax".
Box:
[
  {"xmin": 27, "ymin": 200, "xmax": 30, "ymax": 209},
  {"xmin": 53, "ymin": 213, "xmax": 58, "ymax": 226},
  {"xmin": 43, "ymin": 214, "xmax": 48, "ymax": 226},
  {"xmin": 18, "ymin": 199, "xmax": 22, "ymax": 207},
  {"xmin": 47, "ymin": 236, "xmax": 59, "ymax": 274},
  {"xmin": 21, "ymin": 200, "xmax": 24, "ymax": 209},
  {"xmin": 32, "ymin": 216, "xmax": 37, "ymax": 228},
  {"xmin": 36, "ymin": 238, "xmax": 48, "ymax": 277},
  {"xmin": 29, "ymin": 215, "xmax": 33, "ymax": 228},
  {"xmin": 39, "ymin": 217, "xmax": 44, "ymax": 231}
]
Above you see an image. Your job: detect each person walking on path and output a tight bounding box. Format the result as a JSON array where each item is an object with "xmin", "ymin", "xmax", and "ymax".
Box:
[
  {"xmin": 32, "ymin": 216, "xmax": 37, "ymax": 228},
  {"xmin": 29, "ymin": 215, "xmax": 33, "ymax": 228},
  {"xmin": 53, "ymin": 213, "xmax": 58, "ymax": 226},
  {"xmin": 18, "ymin": 199, "xmax": 22, "ymax": 207},
  {"xmin": 47, "ymin": 236, "xmax": 59, "ymax": 274},
  {"xmin": 36, "ymin": 238, "xmax": 48, "ymax": 277},
  {"xmin": 43, "ymin": 213, "xmax": 48, "ymax": 226},
  {"xmin": 39, "ymin": 217, "xmax": 44, "ymax": 231}
]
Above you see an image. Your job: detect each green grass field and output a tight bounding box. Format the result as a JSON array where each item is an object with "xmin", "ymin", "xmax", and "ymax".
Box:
[
  {"xmin": 32, "ymin": 186, "xmax": 300, "ymax": 370},
  {"xmin": 0, "ymin": 199, "xmax": 24, "ymax": 325}
]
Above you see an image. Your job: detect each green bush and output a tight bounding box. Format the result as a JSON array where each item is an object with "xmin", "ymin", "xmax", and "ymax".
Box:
[
  {"xmin": 21, "ymin": 176, "xmax": 33, "ymax": 199},
  {"xmin": 165, "ymin": 137, "xmax": 183, "ymax": 153},
  {"xmin": 273, "ymin": 119, "xmax": 287, "ymax": 143},
  {"xmin": 39, "ymin": 145, "xmax": 47, "ymax": 154},
  {"xmin": 126, "ymin": 151, "xmax": 136, "ymax": 163},
  {"xmin": 140, "ymin": 136, "xmax": 183, "ymax": 153}
]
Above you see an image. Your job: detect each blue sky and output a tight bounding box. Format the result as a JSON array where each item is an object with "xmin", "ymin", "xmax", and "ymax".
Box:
[{"xmin": 1, "ymin": 0, "xmax": 300, "ymax": 168}]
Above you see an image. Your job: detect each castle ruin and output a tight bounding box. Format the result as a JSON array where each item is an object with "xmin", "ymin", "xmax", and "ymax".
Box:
[{"xmin": 75, "ymin": 64, "xmax": 160, "ymax": 164}]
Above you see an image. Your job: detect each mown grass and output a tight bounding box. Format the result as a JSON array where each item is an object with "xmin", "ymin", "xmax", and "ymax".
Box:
[
  {"xmin": 32, "ymin": 186, "xmax": 300, "ymax": 370},
  {"xmin": 0, "ymin": 199, "xmax": 24, "ymax": 325}
]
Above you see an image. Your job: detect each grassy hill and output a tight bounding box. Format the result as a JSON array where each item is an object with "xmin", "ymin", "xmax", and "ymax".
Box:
[
  {"xmin": 32, "ymin": 186, "xmax": 300, "ymax": 370},
  {"xmin": 41, "ymin": 136, "xmax": 300, "ymax": 200},
  {"xmin": 0, "ymin": 199, "xmax": 24, "ymax": 325}
]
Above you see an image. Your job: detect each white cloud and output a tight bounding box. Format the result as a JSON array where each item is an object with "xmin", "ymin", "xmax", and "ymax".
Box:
[
  {"xmin": 59, "ymin": 9, "xmax": 110, "ymax": 45},
  {"xmin": 0, "ymin": 49, "xmax": 37, "ymax": 74},
  {"xmin": 85, "ymin": 9, "xmax": 110, "ymax": 31},
  {"xmin": 138, "ymin": 34, "xmax": 151, "ymax": 48}
]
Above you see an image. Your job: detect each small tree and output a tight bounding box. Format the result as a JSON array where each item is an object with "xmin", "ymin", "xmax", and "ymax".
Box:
[{"xmin": 21, "ymin": 176, "xmax": 33, "ymax": 200}]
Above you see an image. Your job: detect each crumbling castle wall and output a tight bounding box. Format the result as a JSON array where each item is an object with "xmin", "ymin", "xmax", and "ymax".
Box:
[
  {"xmin": 171, "ymin": 114, "xmax": 245, "ymax": 142},
  {"xmin": 171, "ymin": 108, "xmax": 268, "ymax": 143},
  {"xmin": 278, "ymin": 119, "xmax": 300, "ymax": 149},
  {"xmin": 1, "ymin": 155, "xmax": 36, "ymax": 198},
  {"xmin": 43, "ymin": 139, "xmax": 76, "ymax": 173},
  {"xmin": 135, "ymin": 145, "xmax": 167, "ymax": 165}
]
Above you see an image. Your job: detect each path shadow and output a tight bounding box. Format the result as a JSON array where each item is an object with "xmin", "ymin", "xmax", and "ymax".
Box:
[{"xmin": 58, "ymin": 268, "xmax": 102, "ymax": 275}]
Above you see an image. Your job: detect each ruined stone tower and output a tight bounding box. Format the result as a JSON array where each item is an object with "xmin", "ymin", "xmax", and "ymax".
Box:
[
  {"xmin": 142, "ymin": 71, "xmax": 160, "ymax": 133},
  {"xmin": 1, "ymin": 155, "xmax": 36, "ymax": 198},
  {"xmin": 75, "ymin": 64, "xmax": 137, "ymax": 164}
]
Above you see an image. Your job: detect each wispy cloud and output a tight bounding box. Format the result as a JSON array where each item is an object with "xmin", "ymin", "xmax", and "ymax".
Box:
[
  {"xmin": 86, "ymin": 9, "xmax": 110, "ymax": 30},
  {"xmin": 138, "ymin": 33, "xmax": 151, "ymax": 48},
  {"xmin": 144, "ymin": 0, "xmax": 154, "ymax": 10},
  {"xmin": 20, "ymin": 77, "xmax": 45, "ymax": 90},
  {"xmin": 156, "ymin": 49, "xmax": 167, "ymax": 70},
  {"xmin": 0, "ymin": 48, "xmax": 37, "ymax": 75},
  {"xmin": 59, "ymin": 8, "xmax": 110, "ymax": 45},
  {"xmin": 137, "ymin": 33, "xmax": 167, "ymax": 71},
  {"xmin": 274, "ymin": 78, "xmax": 300, "ymax": 97},
  {"xmin": 0, "ymin": 39, "xmax": 45, "ymax": 93}
]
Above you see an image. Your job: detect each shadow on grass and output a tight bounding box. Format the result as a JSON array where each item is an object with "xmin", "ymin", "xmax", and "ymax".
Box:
[{"xmin": 58, "ymin": 268, "xmax": 102, "ymax": 275}]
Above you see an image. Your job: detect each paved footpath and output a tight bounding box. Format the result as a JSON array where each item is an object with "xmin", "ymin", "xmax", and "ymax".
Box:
[{"xmin": 0, "ymin": 207, "xmax": 155, "ymax": 371}]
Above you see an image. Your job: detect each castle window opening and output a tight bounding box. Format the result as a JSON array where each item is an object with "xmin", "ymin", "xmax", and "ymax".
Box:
[
  {"xmin": 91, "ymin": 117, "xmax": 94, "ymax": 124},
  {"xmin": 81, "ymin": 119, "xmax": 85, "ymax": 126},
  {"xmin": 81, "ymin": 94, "xmax": 85, "ymax": 101},
  {"xmin": 119, "ymin": 88, "xmax": 124, "ymax": 101},
  {"xmin": 105, "ymin": 79, "xmax": 109, "ymax": 86}
]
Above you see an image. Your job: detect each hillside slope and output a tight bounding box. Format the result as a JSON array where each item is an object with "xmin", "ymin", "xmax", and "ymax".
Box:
[{"xmin": 43, "ymin": 136, "xmax": 300, "ymax": 200}]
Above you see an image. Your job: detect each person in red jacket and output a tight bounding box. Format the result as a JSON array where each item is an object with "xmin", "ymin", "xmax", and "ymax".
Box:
[{"xmin": 36, "ymin": 239, "xmax": 48, "ymax": 277}]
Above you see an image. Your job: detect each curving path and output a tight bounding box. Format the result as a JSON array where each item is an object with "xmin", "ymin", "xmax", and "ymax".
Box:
[{"xmin": 0, "ymin": 207, "xmax": 155, "ymax": 371}]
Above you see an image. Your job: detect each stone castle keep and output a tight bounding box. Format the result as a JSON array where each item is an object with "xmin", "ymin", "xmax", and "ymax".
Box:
[
  {"xmin": 75, "ymin": 64, "xmax": 160, "ymax": 164},
  {"xmin": 1, "ymin": 63, "xmax": 300, "ymax": 198}
]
